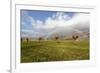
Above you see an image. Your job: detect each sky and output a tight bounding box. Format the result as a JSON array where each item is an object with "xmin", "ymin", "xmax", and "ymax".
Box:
[{"xmin": 21, "ymin": 10, "xmax": 90, "ymax": 38}]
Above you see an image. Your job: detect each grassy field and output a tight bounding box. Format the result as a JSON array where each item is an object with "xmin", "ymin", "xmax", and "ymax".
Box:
[{"xmin": 21, "ymin": 40, "xmax": 89, "ymax": 63}]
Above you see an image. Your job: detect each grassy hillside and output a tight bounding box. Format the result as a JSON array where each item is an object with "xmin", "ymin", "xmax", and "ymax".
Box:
[{"xmin": 21, "ymin": 40, "xmax": 89, "ymax": 63}]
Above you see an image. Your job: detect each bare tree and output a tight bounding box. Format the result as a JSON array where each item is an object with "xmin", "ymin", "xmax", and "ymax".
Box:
[
  {"xmin": 76, "ymin": 35, "xmax": 79, "ymax": 40},
  {"xmin": 21, "ymin": 38, "xmax": 23, "ymax": 42},
  {"xmin": 26, "ymin": 38, "xmax": 29, "ymax": 42},
  {"xmin": 38, "ymin": 37, "xmax": 43, "ymax": 41},
  {"xmin": 55, "ymin": 36, "xmax": 59, "ymax": 40},
  {"xmin": 72, "ymin": 35, "xmax": 79, "ymax": 40}
]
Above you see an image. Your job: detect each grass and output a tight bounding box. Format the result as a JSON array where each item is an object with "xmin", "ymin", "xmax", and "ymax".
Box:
[{"xmin": 21, "ymin": 39, "xmax": 89, "ymax": 63}]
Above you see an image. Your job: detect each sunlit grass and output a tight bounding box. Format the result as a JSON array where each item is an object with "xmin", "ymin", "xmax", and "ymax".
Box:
[{"xmin": 21, "ymin": 40, "xmax": 89, "ymax": 63}]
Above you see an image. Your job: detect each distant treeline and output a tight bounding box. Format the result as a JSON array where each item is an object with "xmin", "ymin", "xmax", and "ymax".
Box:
[{"xmin": 21, "ymin": 35, "xmax": 80, "ymax": 42}]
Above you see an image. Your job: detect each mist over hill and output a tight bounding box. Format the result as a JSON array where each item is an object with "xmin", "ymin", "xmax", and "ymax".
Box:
[{"xmin": 21, "ymin": 23, "xmax": 89, "ymax": 40}]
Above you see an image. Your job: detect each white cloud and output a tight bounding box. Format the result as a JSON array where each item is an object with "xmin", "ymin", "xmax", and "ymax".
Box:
[
  {"xmin": 72, "ymin": 13, "xmax": 89, "ymax": 26},
  {"xmin": 22, "ymin": 11, "xmax": 90, "ymax": 38},
  {"xmin": 30, "ymin": 12, "xmax": 89, "ymax": 30},
  {"xmin": 32, "ymin": 12, "xmax": 72, "ymax": 29}
]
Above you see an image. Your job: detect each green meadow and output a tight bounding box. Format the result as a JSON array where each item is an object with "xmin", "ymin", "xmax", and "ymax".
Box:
[{"xmin": 21, "ymin": 40, "xmax": 89, "ymax": 63}]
